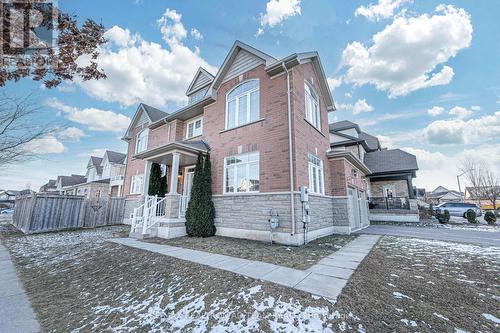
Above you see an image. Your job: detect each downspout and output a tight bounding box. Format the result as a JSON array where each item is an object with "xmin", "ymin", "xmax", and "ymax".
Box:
[{"xmin": 282, "ymin": 62, "xmax": 296, "ymax": 238}]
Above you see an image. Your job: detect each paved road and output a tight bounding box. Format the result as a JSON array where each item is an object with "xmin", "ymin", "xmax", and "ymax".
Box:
[
  {"xmin": 356, "ymin": 225, "xmax": 500, "ymax": 247},
  {"xmin": 0, "ymin": 244, "xmax": 40, "ymax": 333}
]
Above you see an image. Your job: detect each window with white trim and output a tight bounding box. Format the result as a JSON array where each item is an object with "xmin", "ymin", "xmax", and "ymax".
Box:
[
  {"xmin": 135, "ymin": 129, "xmax": 149, "ymax": 153},
  {"xmin": 130, "ymin": 174, "xmax": 144, "ymax": 194},
  {"xmin": 304, "ymin": 82, "xmax": 320, "ymax": 129},
  {"xmin": 226, "ymin": 80, "xmax": 259, "ymax": 129},
  {"xmin": 186, "ymin": 117, "xmax": 203, "ymax": 139},
  {"xmin": 308, "ymin": 154, "xmax": 324, "ymax": 194},
  {"xmin": 224, "ymin": 152, "xmax": 259, "ymax": 193}
]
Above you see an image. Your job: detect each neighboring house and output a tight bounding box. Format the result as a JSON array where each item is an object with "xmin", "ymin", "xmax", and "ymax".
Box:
[
  {"xmin": 66, "ymin": 150, "xmax": 127, "ymax": 198},
  {"xmin": 464, "ymin": 186, "xmax": 500, "ymax": 209},
  {"xmin": 39, "ymin": 180, "xmax": 57, "ymax": 193},
  {"xmin": 121, "ymin": 40, "xmax": 372, "ymax": 245},
  {"xmin": 329, "ymin": 120, "xmax": 420, "ymax": 223},
  {"xmin": 425, "ymin": 186, "xmax": 463, "ymax": 205},
  {"xmin": 0, "ymin": 190, "xmax": 19, "ymax": 208},
  {"xmin": 56, "ymin": 174, "xmax": 87, "ymax": 195}
]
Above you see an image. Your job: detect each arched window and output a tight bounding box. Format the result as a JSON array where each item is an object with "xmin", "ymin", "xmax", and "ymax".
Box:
[
  {"xmin": 305, "ymin": 82, "xmax": 320, "ymax": 129},
  {"xmin": 226, "ymin": 79, "xmax": 259, "ymax": 129},
  {"xmin": 135, "ymin": 129, "xmax": 149, "ymax": 153}
]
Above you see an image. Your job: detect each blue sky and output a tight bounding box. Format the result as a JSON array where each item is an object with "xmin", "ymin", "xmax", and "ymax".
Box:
[{"xmin": 2, "ymin": 0, "xmax": 499, "ymax": 191}]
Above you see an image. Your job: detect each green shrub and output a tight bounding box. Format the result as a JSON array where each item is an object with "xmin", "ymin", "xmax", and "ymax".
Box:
[
  {"xmin": 466, "ymin": 209, "xmax": 477, "ymax": 224},
  {"xmin": 437, "ymin": 209, "xmax": 450, "ymax": 223},
  {"xmin": 185, "ymin": 153, "xmax": 216, "ymax": 237},
  {"xmin": 484, "ymin": 211, "xmax": 497, "ymax": 225}
]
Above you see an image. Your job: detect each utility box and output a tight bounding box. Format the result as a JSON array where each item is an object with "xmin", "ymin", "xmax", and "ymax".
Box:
[
  {"xmin": 300, "ymin": 186, "xmax": 309, "ymax": 202},
  {"xmin": 302, "ymin": 202, "xmax": 310, "ymax": 224}
]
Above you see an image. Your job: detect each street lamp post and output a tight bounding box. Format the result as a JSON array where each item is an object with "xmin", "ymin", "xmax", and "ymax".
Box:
[{"xmin": 457, "ymin": 171, "xmax": 467, "ymax": 202}]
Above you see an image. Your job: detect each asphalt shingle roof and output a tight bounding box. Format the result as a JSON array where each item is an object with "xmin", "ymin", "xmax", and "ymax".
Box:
[
  {"xmin": 364, "ymin": 149, "xmax": 418, "ymax": 174},
  {"xmin": 359, "ymin": 131, "xmax": 380, "ymax": 151},
  {"xmin": 106, "ymin": 150, "xmax": 126, "ymax": 164},
  {"xmin": 90, "ymin": 156, "xmax": 102, "ymax": 167},
  {"xmin": 329, "ymin": 120, "xmax": 359, "ymax": 132},
  {"xmin": 59, "ymin": 175, "xmax": 86, "ymax": 187},
  {"xmin": 141, "ymin": 103, "xmax": 168, "ymax": 122}
]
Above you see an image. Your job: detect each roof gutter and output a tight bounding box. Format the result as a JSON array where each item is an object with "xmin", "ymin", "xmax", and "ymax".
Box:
[{"xmin": 281, "ymin": 61, "xmax": 296, "ymax": 239}]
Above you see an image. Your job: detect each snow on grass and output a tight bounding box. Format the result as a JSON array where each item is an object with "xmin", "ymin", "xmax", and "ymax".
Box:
[
  {"xmin": 433, "ymin": 313, "xmax": 449, "ymax": 321},
  {"xmin": 400, "ymin": 319, "xmax": 417, "ymax": 326},
  {"xmin": 393, "ymin": 292, "xmax": 414, "ymax": 301},
  {"xmin": 482, "ymin": 313, "xmax": 500, "ymax": 324}
]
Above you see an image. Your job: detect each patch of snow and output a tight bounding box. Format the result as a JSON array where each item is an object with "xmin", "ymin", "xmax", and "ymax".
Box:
[
  {"xmin": 400, "ymin": 319, "xmax": 417, "ymax": 326},
  {"xmin": 433, "ymin": 313, "xmax": 449, "ymax": 321},
  {"xmin": 387, "ymin": 283, "xmax": 396, "ymax": 287},
  {"xmin": 482, "ymin": 313, "xmax": 500, "ymax": 324},
  {"xmin": 414, "ymin": 275, "xmax": 424, "ymax": 279},
  {"xmin": 390, "ymin": 274, "xmax": 399, "ymax": 278},
  {"xmin": 393, "ymin": 292, "xmax": 414, "ymax": 301}
]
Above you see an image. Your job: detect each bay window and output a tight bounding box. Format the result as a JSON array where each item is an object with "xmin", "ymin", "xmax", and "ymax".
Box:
[
  {"xmin": 224, "ymin": 152, "xmax": 259, "ymax": 193},
  {"xmin": 308, "ymin": 154, "xmax": 324, "ymax": 194},
  {"xmin": 226, "ymin": 80, "xmax": 259, "ymax": 129},
  {"xmin": 305, "ymin": 82, "xmax": 320, "ymax": 129}
]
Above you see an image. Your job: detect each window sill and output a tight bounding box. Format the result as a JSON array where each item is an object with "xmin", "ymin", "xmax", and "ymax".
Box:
[
  {"xmin": 222, "ymin": 191, "xmax": 260, "ymax": 196},
  {"xmin": 303, "ymin": 118, "xmax": 325, "ymax": 137},
  {"xmin": 185, "ymin": 134, "xmax": 202, "ymax": 140},
  {"xmin": 219, "ymin": 118, "xmax": 265, "ymax": 134}
]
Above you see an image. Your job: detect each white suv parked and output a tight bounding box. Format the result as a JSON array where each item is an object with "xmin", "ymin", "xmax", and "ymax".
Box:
[{"xmin": 435, "ymin": 202, "xmax": 482, "ymax": 217}]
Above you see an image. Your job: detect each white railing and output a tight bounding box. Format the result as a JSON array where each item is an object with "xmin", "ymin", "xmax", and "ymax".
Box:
[{"xmin": 179, "ymin": 195, "xmax": 190, "ymax": 218}]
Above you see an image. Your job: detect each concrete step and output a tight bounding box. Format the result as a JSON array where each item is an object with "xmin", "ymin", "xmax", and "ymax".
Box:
[{"xmin": 128, "ymin": 231, "xmax": 152, "ymax": 240}]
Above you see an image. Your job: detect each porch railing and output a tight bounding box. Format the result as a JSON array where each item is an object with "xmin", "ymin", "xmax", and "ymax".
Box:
[{"xmin": 369, "ymin": 197, "xmax": 410, "ymax": 210}]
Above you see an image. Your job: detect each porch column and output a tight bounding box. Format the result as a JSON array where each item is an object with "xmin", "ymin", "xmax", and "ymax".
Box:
[
  {"xmin": 407, "ymin": 175, "xmax": 415, "ymax": 199},
  {"xmin": 169, "ymin": 152, "xmax": 180, "ymax": 194},
  {"xmin": 143, "ymin": 160, "xmax": 152, "ymax": 199},
  {"xmin": 118, "ymin": 185, "xmax": 122, "ymax": 197}
]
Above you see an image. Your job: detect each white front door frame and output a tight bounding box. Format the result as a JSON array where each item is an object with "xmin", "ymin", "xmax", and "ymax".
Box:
[{"xmin": 183, "ymin": 165, "xmax": 196, "ymax": 197}]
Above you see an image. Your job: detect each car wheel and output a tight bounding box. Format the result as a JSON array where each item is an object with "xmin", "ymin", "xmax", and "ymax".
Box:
[{"xmin": 463, "ymin": 212, "xmax": 467, "ymax": 218}]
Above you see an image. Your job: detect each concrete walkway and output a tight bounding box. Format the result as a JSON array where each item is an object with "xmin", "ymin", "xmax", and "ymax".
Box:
[
  {"xmin": 110, "ymin": 234, "xmax": 380, "ymax": 300},
  {"xmin": 357, "ymin": 225, "xmax": 500, "ymax": 246},
  {"xmin": 0, "ymin": 244, "xmax": 40, "ymax": 333}
]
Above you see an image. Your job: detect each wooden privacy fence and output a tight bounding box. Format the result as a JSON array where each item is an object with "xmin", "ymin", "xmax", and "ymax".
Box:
[{"xmin": 13, "ymin": 194, "xmax": 125, "ymax": 234}]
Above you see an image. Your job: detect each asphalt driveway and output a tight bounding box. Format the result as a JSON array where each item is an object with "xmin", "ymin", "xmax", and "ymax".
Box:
[{"xmin": 356, "ymin": 225, "xmax": 500, "ymax": 246}]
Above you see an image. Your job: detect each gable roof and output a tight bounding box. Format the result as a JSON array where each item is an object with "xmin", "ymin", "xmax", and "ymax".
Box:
[
  {"xmin": 209, "ymin": 40, "xmax": 277, "ymax": 92},
  {"xmin": 57, "ymin": 174, "xmax": 86, "ymax": 188},
  {"xmin": 186, "ymin": 67, "xmax": 214, "ymax": 96},
  {"xmin": 89, "ymin": 156, "xmax": 102, "ymax": 167},
  {"xmin": 364, "ymin": 149, "xmax": 418, "ymax": 175},
  {"xmin": 123, "ymin": 103, "xmax": 169, "ymax": 140},
  {"xmin": 104, "ymin": 150, "xmax": 126, "ymax": 164},
  {"xmin": 359, "ymin": 131, "xmax": 380, "ymax": 151},
  {"xmin": 329, "ymin": 120, "xmax": 360, "ymax": 133}
]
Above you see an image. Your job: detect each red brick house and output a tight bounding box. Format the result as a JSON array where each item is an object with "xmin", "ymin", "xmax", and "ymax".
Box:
[{"xmin": 122, "ymin": 41, "xmax": 370, "ymax": 245}]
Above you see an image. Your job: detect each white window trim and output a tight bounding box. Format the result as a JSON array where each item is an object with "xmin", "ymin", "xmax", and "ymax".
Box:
[
  {"xmin": 135, "ymin": 129, "xmax": 149, "ymax": 154},
  {"xmin": 225, "ymin": 79, "xmax": 260, "ymax": 130},
  {"xmin": 223, "ymin": 151, "xmax": 260, "ymax": 194},
  {"xmin": 308, "ymin": 154, "xmax": 325, "ymax": 195},
  {"xmin": 185, "ymin": 116, "xmax": 203, "ymax": 139},
  {"xmin": 304, "ymin": 82, "xmax": 321, "ymax": 130},
  {"xmin": 130, "ymin": 174, "xmax": 144, "ymax": 195}
]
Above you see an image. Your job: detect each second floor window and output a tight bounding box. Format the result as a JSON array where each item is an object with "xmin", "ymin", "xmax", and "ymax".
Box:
[
  {"xmin": 305, "ymin": 82, "xmax": 320, "ymax": 130},
  {"xmin": 186, "ymin": 117, "xmax": 203, "ymax": 139},
  {"xmin": 226, "ymin": 79, "xmax": 259, "ymax": 130},
  {"xmin": 135, "ymin": 129, "xmax": 149, "ymax": 153}
]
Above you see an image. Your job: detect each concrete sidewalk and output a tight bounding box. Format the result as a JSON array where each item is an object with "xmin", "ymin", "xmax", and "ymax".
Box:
[
  {"xmin": 110, "ymin": 234, "xmax": 380, "ymax": 300},
  {"xmin": 0, "ymin": 244, "xmax": 40, "ymax": 333}
]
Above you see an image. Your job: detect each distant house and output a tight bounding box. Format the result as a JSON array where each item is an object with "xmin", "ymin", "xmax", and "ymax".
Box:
[
  {"xmin": 329, "ymin": 120, "xmax": 419, "ymax": 223},
  {"xmin": 464, "ymin": 186, "xmax": 500, "ymax": 209},
  {"xmin": 55, "ymin": 175, "xmax": 87, "ymax": 195},
  {"xmin": 62, "ymin": 150, "xmax": 127, "ymax": 198},
  {"xmin": 0, "ymin": 189, "xmax": 35, "ymax": 208},
  {"xmin": 425, "ymin": 186, "xmax": 463, "ymax": 205},
  {"xmin": 39, "ymin": 180, "xmax": 57, "ymax": 193}
]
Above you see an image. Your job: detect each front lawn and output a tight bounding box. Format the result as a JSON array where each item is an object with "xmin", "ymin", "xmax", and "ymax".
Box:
[
  {"xmin": 145, "ymin": 233, "xmax": 357, "ymax": 270},
  {"xmin": 1, "ymin": 223, "xmax": 499, "ymax": 332}
]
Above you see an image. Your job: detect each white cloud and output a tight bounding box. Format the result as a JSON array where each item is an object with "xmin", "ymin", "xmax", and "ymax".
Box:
[
  {"xmin": 78, "ymin": 148, "xmax": 108, "ymax": 158},
  {"xmin": 57, "ymin": 127, "xmax": 86, "ymax": 141},
  {"xmin": 402, "ymin": 144, "xmax": 500, "ymax": 190},
  {"xmin": 257, "ymin": 0, "xmax": 301, "ymax": 36},
  {"xmin": 355, "ymin": 0, "xmax": 411, "ymax": 21},
  {"xmin": 342, "ymin": 5, "xmax": 472, "ymax": 98},
  {"xmin": 449, "ymin": 106, "xmax": 473, "ymax": 119},
  {"xmin": 190, "ymin": 28, "xmax": 203, "ymax": 40},
  {"xmin": 47, "ymin": 98, "xmax": 131, "ymax": 133},
  {"xmin": 423, "ymin": 111, "xmax": 500, "ymax": 145},
  {"xmin": 377, "ymin": 135, "xmax": 393, "ymax": 149},
  {"xmin": 77, "ymin": 11, "xmax": 216, "ymax": 108},
  {"xmin": 24, "ymin": 135, "xmax": 65, "ymax": 154},
  {"xmin": 327, "ymin": 77, "xmax": 342, "ymax": 91},
  {"xmin": 337, "ymin": 99, "xmax": 374, "ymax": 115},
  {"xmin": 471, "ymin": 105, "xmax": 481, "ymax": 111},
  {"xmin": 427, "ymin": 106, "xmax": 445, "ymax": 116}
]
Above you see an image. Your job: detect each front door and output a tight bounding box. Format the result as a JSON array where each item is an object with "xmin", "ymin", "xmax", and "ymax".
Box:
[
  {"xmin": 183, "ymin": 166, "xmax": 195, "ymax": 197},
  {"xmin": 349, "ymin": 187, "xmax": 361, "ymax": 229}
]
